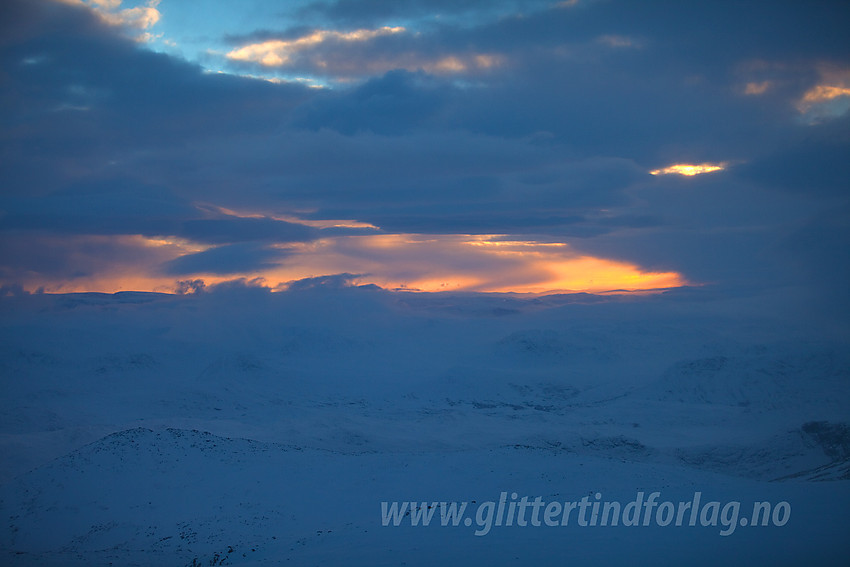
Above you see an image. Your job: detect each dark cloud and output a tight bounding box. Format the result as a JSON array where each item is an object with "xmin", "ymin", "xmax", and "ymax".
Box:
[
  {"xmin": 0, "ymin": 179, "xmax": 320, "ymax": 246},
  {"xmin": 0, "ymin": 0, "xmax": 315, "ymax": 194},
  {"xmin": 780, "ymin": 203, "xmax": 850, "ymax": 320},
  {"xmin": 174, "ymin": 279, "xmax": 206, "ymax": 295},
  {"xmin": 361, "ymin": 213, "xmax": 597, "ymax": 236},
  {"xmin": 0, "ymin": 233, "xmax": 175, "ymax": 281},
  {"xmin": 293, "ymin": 70, "xmax": 448, "ymax": 134},
  {"xmin": 0, "ymin": 282, "xmax": 29, "ymax": 297},
  {"xmin": 161, "ymin": 243, "xmax": 291, "ymax": 276},
  {"xmin": 180, "ymin": 218, "xmax": 318, "ymax": 244},
  {"xmin": 737, "ymin": 114, "xmax": 850, "ymax": 197},
  {"xmin": 0, "ymin": 179, "xmax": 193, "ymax": 236},
  {"xmin": 295, "ymin": 0, "xmax": 555, "ymax": 28},
  {"xmin": 217, "ymin": 1, "xmax": 849, "ymax": 164}
]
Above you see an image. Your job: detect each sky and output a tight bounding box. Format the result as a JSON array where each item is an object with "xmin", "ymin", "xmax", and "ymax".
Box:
[{"xmin": 1, "ymin": 0, "xmax": 849, "ymax": 308}]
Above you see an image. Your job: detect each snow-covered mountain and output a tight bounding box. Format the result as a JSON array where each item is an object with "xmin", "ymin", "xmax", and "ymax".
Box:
[{"xmin": 1, "ymin": 286, "xmax": 848, "ymax": 565}]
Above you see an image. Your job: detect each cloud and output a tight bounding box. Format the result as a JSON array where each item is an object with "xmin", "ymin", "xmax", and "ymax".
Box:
[
  {"xmin": 796, "ymin": 65, "xmax": 850, "ymax": 123},
  {"xmin": 780, "ymin": 203, "xmax": 850, "ymax": 322},
  {"xmin": 0, "ymin": 233, "xmax": 185, "ymax": 291},
  {"xmin": 743, "ymin": 81, "xmax": 771, "ymax": 95},
  {"xmin": 0, "ymin": 179, "xmax": 195, "ymax": 235},
  {"xmin": 649, "ymin": 163, "xmax": 726, "ymax": 177},
  {"xmin": 224, "ymin": 25, "xmax": 505, "ymax": 83},
  {"xmin": 179, "ymin": 218, "xmax": 319, "ymax": 245},
  {"xmin": 227, "ymin": 26, "xmax": 405, "ymax": 67},
  {"xmin": 596, "ymin": 34, "xmax": 641, "ymax": 49},
  {"xmin": 54, "ymin": 0, "xmax": 162, "ymax": 41},
  {"xmin": 0, "ymin": 181, "xmax": 321, "ymax": 246},
  {"xmin": 203, "ymin": 277, "xmax": 271, "ymax": 296},
  {"xmin": 295, "ymin": 0, "xmax": 555, "ymax": 29},
  {"xmin": 1, "ymin": 0, "xmax": 848, "ymax": 320},
  {"xmin": 174, "ymin": 278, "xmax": 205, "ymax": 294},
  {"xmin": 161, "ymin": 243, "xmax": 291, "ymax": 276},
  {"xmin": 737, "ymin": 114, "xmax": 850, "ymax": 197},
  {"xmin": 249, "ymin": 234, "xmax": 686, "ymax": 294},
  {"xmin": 282, "ymin": 272, "xmax": 366, "ymax": 291},
  {"xmin": 292, "ymin": 70, "xmax": 449, "ymax": 133}
]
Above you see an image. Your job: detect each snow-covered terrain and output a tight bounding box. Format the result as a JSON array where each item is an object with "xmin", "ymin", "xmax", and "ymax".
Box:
[{"xmin": 1, "ymin": 286, "xmax": 848, "ymax": 565}]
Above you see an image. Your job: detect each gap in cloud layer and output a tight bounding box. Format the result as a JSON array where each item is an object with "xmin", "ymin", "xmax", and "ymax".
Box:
[
  {"xmin": 649, "ymin": 163, "xmax": 727, "ymax": 177},
  {"xmin": 6, "ymin": 231, "xmax": 688, "ymax": 296}
]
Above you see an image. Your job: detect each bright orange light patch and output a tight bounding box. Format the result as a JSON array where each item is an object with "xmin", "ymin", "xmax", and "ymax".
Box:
[
  {"xmin": 649, "ymin": 163, "xmax": 725, "ymax": 176},
  {"xmin": 389, "ymin": 275, "xmax": 486, "ymax": 292},
  {"xmin": 530, "ymin": 256, "xmax": 684, "ymax": 294},
  {"xmin": 9, "ymin": 233, "xmax": 688, "ymax": 296},
  {"xmin": 264, "ymin": 235, "xmax": 687, "ymax": 294}
]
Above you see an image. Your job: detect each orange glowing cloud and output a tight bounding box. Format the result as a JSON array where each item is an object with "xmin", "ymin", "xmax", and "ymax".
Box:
[
  {"xmin": 259, "ymin": 234, "xmax": 686, "ymax": 294},
  {"xmin": 530, "ymin": 256, "xmax": 683, "ymax": 294},
  {"xmin": 799, "ymin": 84, "xmax": 850, "ymax": 106},
  {"xmin": 225, "ymin": 27, "xmax": 503, "ymax": 78},
  {"xmin": 795, "ymin": 65, "xmax": 850, "ymax": 122},
  {"xmin": 54, "ymin": 0, "xmax": 162, "ymax": 42},
  {"xmin": 744, "ymin": 81, "xmax": 771, "ymax": 95},
  {"xmin": 454, "ymin": 237, "xmax": 684, "ymax": 293},
  {"xmin": 3, "ymin": 234, "xmax": 208, "ymax": 294},
  {"xmin": 799, "ymin": 85, "xmax": 850, "ymax": 107},
  {"xmin": 226, "ymin": 27, "xmax": 406, "ymax": 67}
]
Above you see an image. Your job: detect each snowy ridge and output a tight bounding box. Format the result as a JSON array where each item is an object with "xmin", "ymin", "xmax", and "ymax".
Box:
[{"xmin": 2, "ymin": 425, "xmax": 848, "ymax": 567}]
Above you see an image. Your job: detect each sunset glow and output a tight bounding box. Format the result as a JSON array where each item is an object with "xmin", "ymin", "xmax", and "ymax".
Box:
[
  {"xmin": 3, "ymin": 0, "xmax": 840, "ymax": 304},
  {"xmin": 3, "ymin": 4, "xmax": 847, "ymax": 565},
  {"xmin": 11, "ymin": 232, "xmax": 687, "ymax": 296},
  {"xmin": 649, "ymin": 163, "xmax": 726, "ymax": 176}
]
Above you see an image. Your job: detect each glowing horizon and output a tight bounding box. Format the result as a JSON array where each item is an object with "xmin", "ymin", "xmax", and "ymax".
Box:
[{"xmin": 5, "ymin": 233, "xmax": 689, "ymax": 296}]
